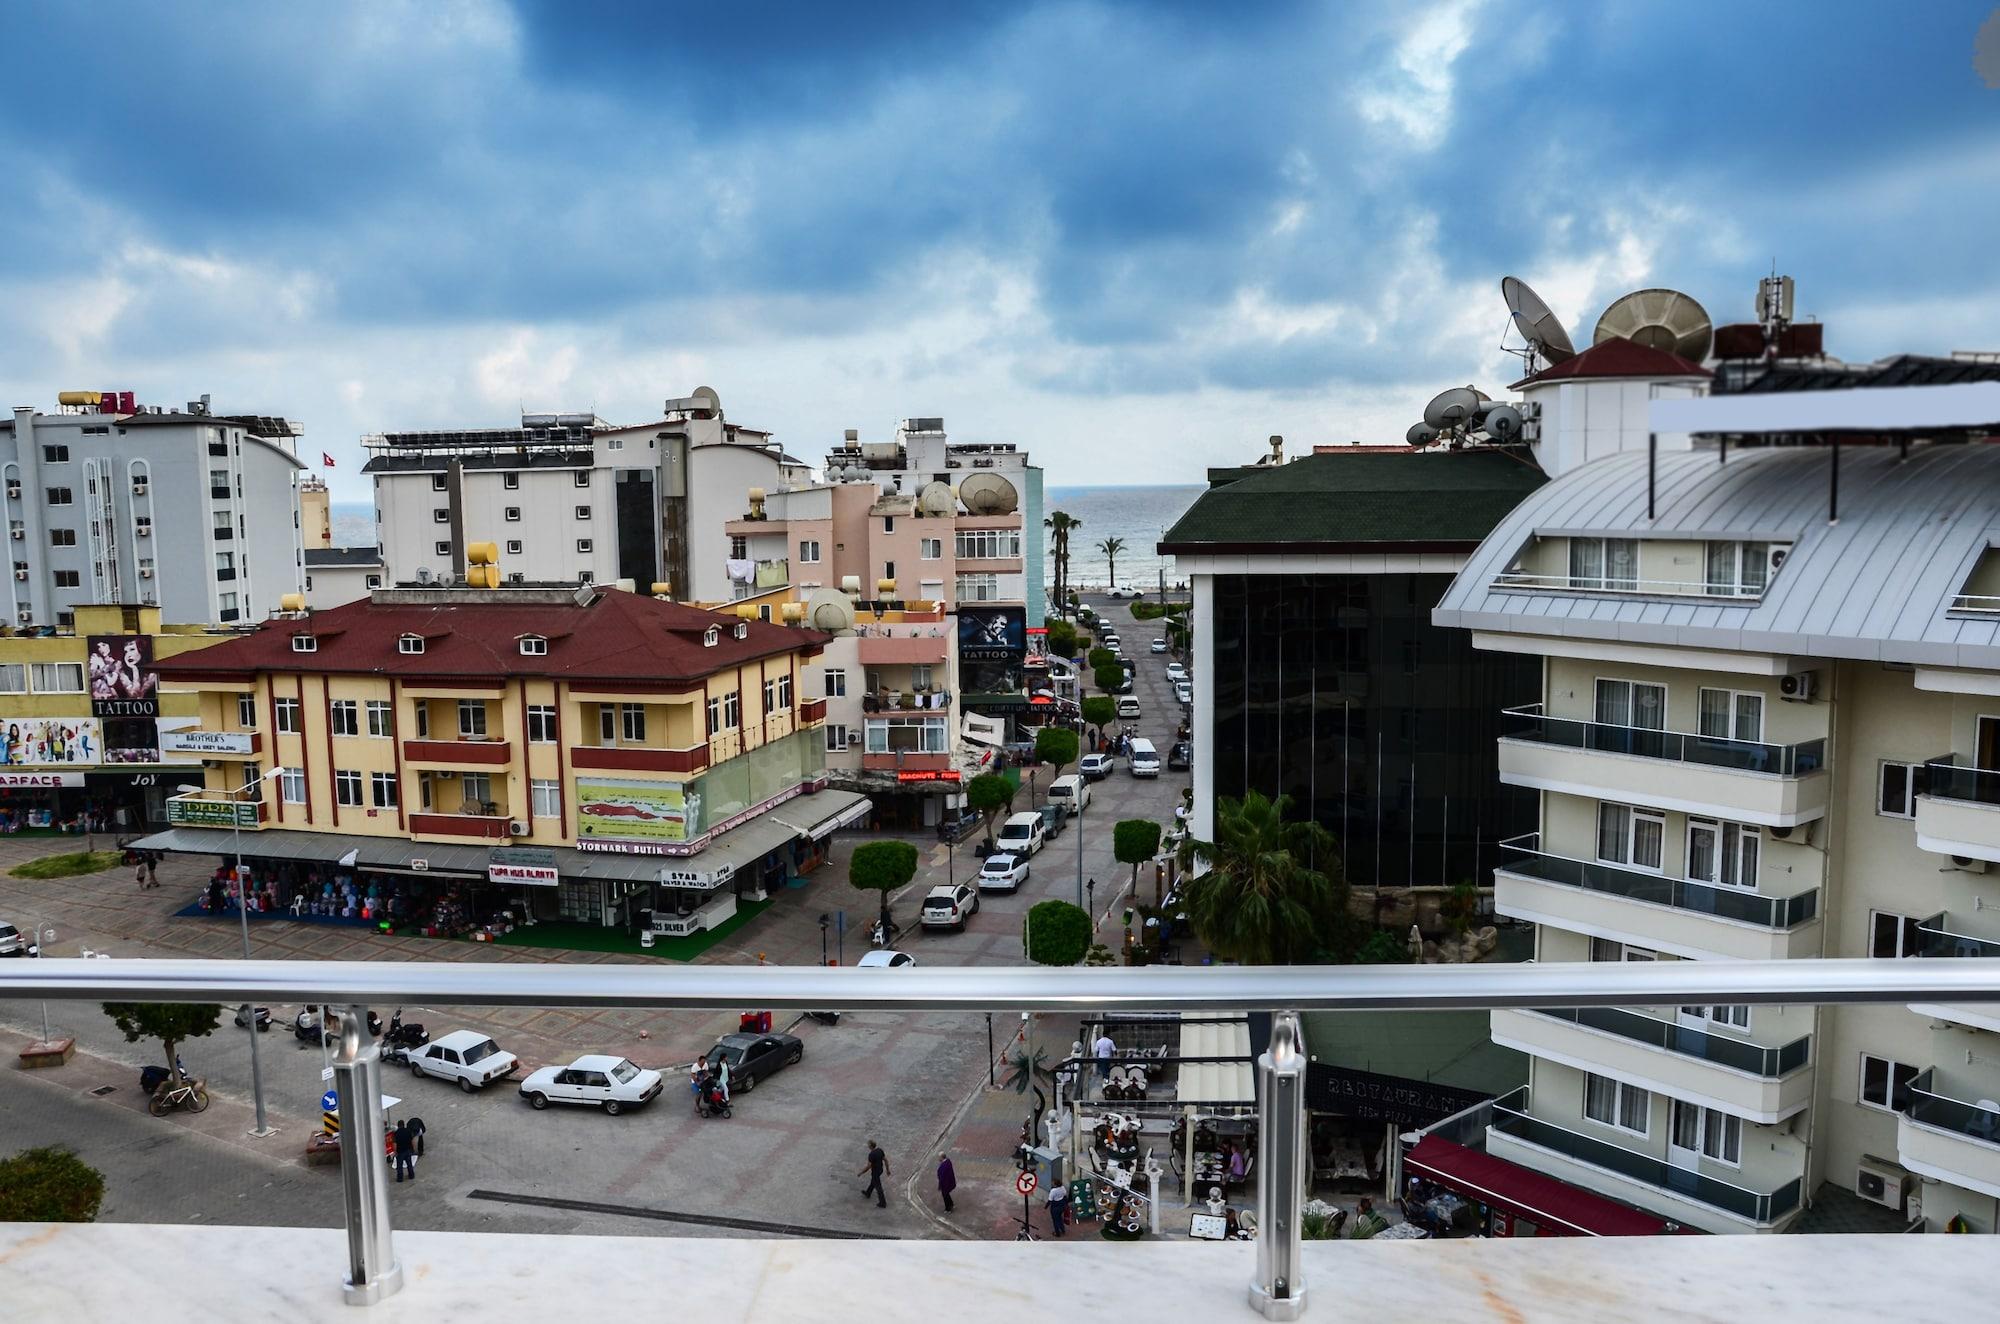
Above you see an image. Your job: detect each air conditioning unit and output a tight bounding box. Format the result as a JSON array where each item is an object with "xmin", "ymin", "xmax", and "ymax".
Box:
[
  {"xmin": 1767, "ymin": 545, "xmax": 1790, "ymax": 577},
  {"xmin": 1856, "ymin": 1158, "xmax": 1911, "ymax": 1210},
  {"xmin": 1949, "ymin": 855, "xmax": 1989, "ymax": 874},
  {"xmin": 4, "ymin": 483, "xmax": 19, "ymax": 499},
  {"xmin": 15, "ymin": 609, "xmax": 31, "ymax": 624},
  {"xmin": 132, "ymin": 480, "xmax": 149, "ymax": 496},
  {"xmin": 12, "ymin": 569, "xmax": 25, "ymax": 582},
  {"xmin": 139, "ymin": 567, "xmax": 154, "ymax": 579},
  {"xmin": 1778, "ymin": 670, "xmax": 1820, "ymax": 702},
  {"xmin": 9, "ymin": 527, "xmax": 22, "ymax": 540},
  {"xmin": 136, "ymin": 522, "xmax": 152, "ymax": 537},
  {"xmin": 508, "ymin": 821, "xmax": 529, "ymax": 837}
]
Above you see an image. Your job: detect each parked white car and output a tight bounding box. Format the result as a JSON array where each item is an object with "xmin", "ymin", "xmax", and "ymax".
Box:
[
  {"xmin": 921, "ymin": 882, "xmax": 981, "ymax": 930},
  {"xmin": 857, "ymin": 949, "xmax": 916, "ymax": 968},
  {"xmin": 1116, "ymin": 695, "xmax": 1142, "ymax": 720},
  {"xmin": 408, "ymin": 1030, "xmax": 520, "ymax": 1092},
  {"xmin": 1165, "ymin": 662, "xmax": 1188, "ymax": 684},
  {"xmin": 1150, "ymin": 638, "xmax": 1168, "ymax": 654},
  {"xmin": 1104, "ymin": 586, "xmax": 1143, "ymax": 599},
  {"xmin": 978, "ymin": 853, "xmax": 1030, "ymax": 891},
  {"xmin": 518, "ymin": 1055, "xmax": 663, "ymax": 1114}
]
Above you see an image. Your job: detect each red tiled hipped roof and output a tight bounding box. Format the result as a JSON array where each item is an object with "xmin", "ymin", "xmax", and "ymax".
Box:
[
  {"xmin": 1513, "ymin": 336, "xmax": 1711, "ymax": 389},
  {"xmin": 151, "ymin": 591, "xmax": 827, "ymax": 683}
]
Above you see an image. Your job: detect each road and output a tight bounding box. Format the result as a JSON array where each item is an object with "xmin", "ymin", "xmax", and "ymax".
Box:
[{"xmin": 0, "ymin": 592, "xmax": 1193, "ymax": 1240}]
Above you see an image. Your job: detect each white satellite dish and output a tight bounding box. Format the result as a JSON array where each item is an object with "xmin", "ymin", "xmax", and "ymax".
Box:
[
  {"xmin": 1422, "ymin": 387, "xmax": 1483, "ymax": 430},
  {"xmin": 804, "ymin": 587, "xmax": 855, "ymax": 632},
  {"xmin": 958, "ymin": 471, "xmax": 1018, "ymax": 515},
  {"xmin": 1501, "ymin": 276, "xmax": 1577, "ymax": 367},
  {"xmin": 1406, "ymin": 422, "xmax": 1440, "ymax": 448},
  {"xmin": 917, "ymin": 481, "xmax": 955, "ymax": 516},
  {"xmin": 1594, "ymin": 288, "xmax": 1714, "ymax": 362},
  {"xmin": 1484, "ymin": 405, "xmax": 1525, "ymax": 443}
]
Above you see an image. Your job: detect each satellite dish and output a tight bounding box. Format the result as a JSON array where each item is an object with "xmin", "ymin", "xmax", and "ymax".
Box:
[
  {"xmin": 917, "ymin": 481, "xmax": 955, "ymax": 516},
  {"xmin": 1501, "ymin": 276, "xmax": 1577, "ymax": 366},
  {"xmin": 414, "ymin": 567, "xmax": 434, "ymax": 585},
  {"xmin": 804, "ymin": 587, "xmax": 855, "ymax": 632},
  {"xmin": 1422, "ymin": 387, "xmax": 1482, "ymax": 430},
  {"xmin": 958, "ymin": 472, "xmax": 1018, "ymax": 515},
  {"xmin": 1484, "ymin": 405, "xmax": 1525, "ymax": 443},
  {"xmin": 1406, "ymin": 422, "xmax": 1440, "ymax": 448},
  {"xmin": 1594, "ymin": 288, "xmax": 1714, "ymax": 362},
  {"xmin": 690, "ymin": 385, "xmax": 722, "ymax": 416}
]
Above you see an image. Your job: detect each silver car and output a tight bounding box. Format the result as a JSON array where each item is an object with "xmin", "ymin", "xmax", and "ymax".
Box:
[{"xmin": 0, "ymin": 922, "xmax": 26, "ymax": 957}]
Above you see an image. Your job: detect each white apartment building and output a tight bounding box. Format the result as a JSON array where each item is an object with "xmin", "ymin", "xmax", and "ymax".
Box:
[
  {"xmin": 2, "ymin": 393, "xmax": 305, "ymax": 626},
  {"xmin": 1435, "ymin": 365, "xmax": 2000, "ymax": 1235}
]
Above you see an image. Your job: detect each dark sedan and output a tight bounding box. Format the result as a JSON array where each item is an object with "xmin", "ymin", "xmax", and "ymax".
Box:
[
  {"xmin": 702, "ymin": 1032, "xmax": 805, "ymax": 1092},
  {"xmin": 1168, "ymin": 740, "xmax": 1192, "ymax": 771}
]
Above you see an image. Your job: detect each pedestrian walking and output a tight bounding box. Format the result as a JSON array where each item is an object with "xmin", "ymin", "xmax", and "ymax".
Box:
[
  {"xmin": 936, "ymin": 1153, "xmax": 957, "ymax": 1213},
  {"xmin": 717, "ymin": 1056, "xmax": 731, "ymax": 1103},
  {"xmin": 858, "ymin": 1138, "xmax": 890, "ymax": 1208},
  {"xmin": 392, "ymin": 1120, "xmax": 416, "ymax": 1183},
  {"xmin": 1046, "ymin": 1181, "xmax": 1068, "ymax": 1236},
  {"xmin": 1094, "ymin": 1029, "xmax": 1115, "ymax": 1079}
]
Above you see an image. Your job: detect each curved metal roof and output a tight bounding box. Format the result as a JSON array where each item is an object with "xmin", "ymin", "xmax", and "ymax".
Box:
[{"xmin": 1433, "ymin": 443, "xmax": 2000, "ymax": 668}]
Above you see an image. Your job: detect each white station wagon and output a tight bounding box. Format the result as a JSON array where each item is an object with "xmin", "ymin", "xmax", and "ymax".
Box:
[
  {"xmin": 407, "ymin": 1030, "xmax": 520, "ymax": 1093},
  {"xmin": 518, "ymin": 1054, "xmax": 664, "ymax": 1114}
]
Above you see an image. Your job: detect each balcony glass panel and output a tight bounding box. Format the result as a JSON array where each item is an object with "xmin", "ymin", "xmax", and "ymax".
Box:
[
  {"xmin": 1915, "ymin": 913, "xmax": 2000, "ymax": 959},
  {"xmin": 1499, "ymin": 838, "xmax": 1817, "ymax": 929},
  {"xmin": 1526, "ymin": 1006, "xmax": 1810, "ymax": 1076},
  {"xmin": 1904, "ymin": 1068, "xmax": 2000, "ymax": 1145},
  {"xmin": 1505, "ymin": 706, "xmax": 1825, "ymax": 776},
  {"xmin": 1923, "ymin": 757, "xmax": 2000, "ymax": 805}
]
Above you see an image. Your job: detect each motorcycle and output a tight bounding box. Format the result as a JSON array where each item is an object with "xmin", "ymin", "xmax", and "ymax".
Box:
[
  {"xmin": 805, "ymin": 1010, "xmax": 841, "ymax": 1026},
  {"xmin": 868, "ymin": 918, "xmax": 902, "ymax": 948},
  {"xmin": 234, "ymin": 1005, "xmax": 273, "ymax": 1031},
  {"xmin": 378, "ymin": 1009, "xmax": 429, "ymax": 1065},
  {"xmin": 293, "ymin": 1007, "xmax": 330, "ymax": 1045}
]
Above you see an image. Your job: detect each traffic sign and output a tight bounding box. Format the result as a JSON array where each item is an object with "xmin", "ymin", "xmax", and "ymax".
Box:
[
  {"xmin": 321, "ymin": 1089, "xmax": 339, "ymax": 1111},
  {"xmin": 1015, "ymin": 1170, "xmax": 1038, "ymax": 1197}
]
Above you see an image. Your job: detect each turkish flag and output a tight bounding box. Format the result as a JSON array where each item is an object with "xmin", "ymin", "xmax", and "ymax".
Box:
[{"xmin": 321, "ymin": 452, "xmax": 335, "ymax": 467}]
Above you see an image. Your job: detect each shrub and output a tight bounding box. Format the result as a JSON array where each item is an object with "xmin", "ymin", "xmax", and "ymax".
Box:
[
  {"xmin": 0, "ymin": 1147, "xmax": 105, "ymax": 1223},
  {"xmin": 1034, "ymin": 726, "xmax": 1079, "ymax": 779},
  {"xmin": 1351, "ymin": 928, "xmax": 1413, "ymax": 964},
  {"xmin": 847, "ymin": 840, "xmax": 919, "ymax": 933},
  {"xmin": 1093, "ymin": 663, "xmax": 1126, "ymax": 693},
  {"xmin": 965, "ymin": 772, "xmax": 1015, "ymax": 847},
  {"xmin": 1024, "ymin": 899, "xmax": 1092, "ymax": 966},
  {"xmin": 1441, "ymin": 881, "xmax": 1481, "ymax": 935},
  {"xmin": 1081, "ymin": 696, "xmax": 1116, "ymax": 735},
  {"xmin": 1086, "ymin": 647, "xmax": 1116, "ymax": 672}
]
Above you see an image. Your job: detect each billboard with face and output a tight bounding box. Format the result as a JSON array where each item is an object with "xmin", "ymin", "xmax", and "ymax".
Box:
[
  {"xmin": 957, "ymin": 605, "xmax": 1026, "ymax": 663},
  {"xmin": 87, "ymin": 635, "xmax": 159, "ymax": 717}
]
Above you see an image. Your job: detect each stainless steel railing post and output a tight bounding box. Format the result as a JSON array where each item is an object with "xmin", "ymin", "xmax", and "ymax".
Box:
[
  {"xmin": 330, "ymin": 1006, "xmax": 403, "ymax": 1306},
  {"xmin": 1250, "ymin": 1009, "xmax": 1307, "ymax": 1320}
]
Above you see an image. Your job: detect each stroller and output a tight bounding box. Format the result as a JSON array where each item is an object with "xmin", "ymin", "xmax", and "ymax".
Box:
[{"xmin": 694, "ymin": 1071, "xmax": 731, "ymax": 1119}]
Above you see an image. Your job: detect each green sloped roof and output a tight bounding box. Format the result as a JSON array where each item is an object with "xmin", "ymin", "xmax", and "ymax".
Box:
[{"xmin": 1161, "ymin": 447, "xmax": 1546, "ymax": 550}]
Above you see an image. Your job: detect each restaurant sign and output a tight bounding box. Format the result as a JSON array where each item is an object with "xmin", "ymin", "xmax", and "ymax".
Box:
[
  {"xmin": 167, "ymin": 797, "xmax": 261, "ymax": 829},
  {"xmin": 1305, "ymin": 1063, "xmax": 1493, "ymax": 1129}
]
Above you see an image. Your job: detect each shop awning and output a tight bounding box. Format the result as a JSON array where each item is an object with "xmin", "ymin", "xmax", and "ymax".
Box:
[
  {"xmin": 128, "ymin": 827, "xmax": 494, "ymax": 879},
  {"xmin": 1404, "ymin": 1134, "xmax": 1679, "ymax": 1237},
  {"xmin": 1178, "ymin": 1014, "xmax": 1255, "ymax": 1104},
  {"xmin": 766, "ymin": 789, "xmax": 872, "ymax": 841}
]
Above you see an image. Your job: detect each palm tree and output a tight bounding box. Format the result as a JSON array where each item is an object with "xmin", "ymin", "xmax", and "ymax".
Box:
[
  {"xmin": 1177, "ymin": 791, "xmax": 1347, "ymax": 965},
  {"xmin": 1096, "ymin": 537, "xmax": 1126, "ymax": 590},
  {"xmin": 1045, "ymin": 511, "xmax": 1081, "ymax": 604}
]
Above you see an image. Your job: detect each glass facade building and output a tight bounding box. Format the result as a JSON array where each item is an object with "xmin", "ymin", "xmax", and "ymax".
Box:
[{"xmin": 1209, "ymin": 571, "xmax": 1538, "ymax": 888}]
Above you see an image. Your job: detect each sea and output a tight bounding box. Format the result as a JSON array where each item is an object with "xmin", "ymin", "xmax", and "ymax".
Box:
[{"xmin": 332, "ymin": 485, "xmax": 1207, "ymax": 593}]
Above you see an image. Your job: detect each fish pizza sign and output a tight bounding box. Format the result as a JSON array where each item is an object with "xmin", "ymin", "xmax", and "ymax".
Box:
[{"xmin": 574, "ymin": 778, "xmax": 700, "ymax": 848}]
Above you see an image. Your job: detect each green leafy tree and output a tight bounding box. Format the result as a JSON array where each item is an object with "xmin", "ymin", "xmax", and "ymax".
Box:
[
  {"xmin": 1113, "ymin": 818, "xmax": 1163, "ymax": 904},
  {"xmin": 1096, "ymin": 537, "xmax": 1127, "ymax": 588},
  {"xmin": 1177, "ymin": 791, "xmax": 1347, "ymax": 965},
  {"xmin": 847, "ymin": 839, "xmax": 918, "ymax": 938},
  {"xmin": 965, "ymin": 772, "xmax": 1016, "ymax": 851},
  {"xmin": 1025, "ymin": 898, "xmax": 1092, "ymax": 966},
  {"xmin": 1086, "ymin": 646, "xmax": 1116, "ymax": 672},
  {"xmin": 1034, "ymin": 726, "xmax": 1079, "ymax": 781},
  {"xmin": 103, "ymin": 1002, "xmax": 223, "ymax": 1084},
  {"xmin": 1045, "ymin": 619, "xmax": 1079, "ymax": 657},
  {"xmin": 1094, "ymin": 662, "xmax": 1126, "ymax": 694},
  {"xmin": 0, "ymin": 1147, "xmax": 105, "ymax": 1223},
  {"xmin": 1081, "ymin": 696, "xmax": 1117, "ymax": 743}
]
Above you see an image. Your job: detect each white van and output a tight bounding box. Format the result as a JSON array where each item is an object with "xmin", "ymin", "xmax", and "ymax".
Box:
[
  {"xmin": 997, "ymin": 811, "xmax": 1046, "ymax": 856},
  {"xmin": 1128, "ymin": 737, "xmax": 1160, "ymax": 778},
  {"xmin": 1047, "ymin": 773, "xmax": 1091, "ymax": 814}
]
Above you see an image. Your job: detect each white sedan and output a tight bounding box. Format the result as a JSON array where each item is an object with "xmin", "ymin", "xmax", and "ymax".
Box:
[
  {"xmin": 857, "ymin": 950, "xmax": 916, "ymax": 968},
  {"xmin": 518, "ymin": 1054, "xmax": 664, "ymax": 1114},
  {"xmin": 1104, "ymin": 586, "xmax": 1143, "ymax": 599},
  {"xmin": 978, "ymin": 853, "xmax": 1030, "ymax": 891},
  {"xmin": 1165, "ymin": 662, "xmax": 1188, "ymax": 684},
  {"xmin": 408, "ymin": 1030, "xmax": 520, "ymax": 1093}
]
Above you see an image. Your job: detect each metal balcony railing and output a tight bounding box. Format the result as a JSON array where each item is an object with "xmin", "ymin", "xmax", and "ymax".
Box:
[
  {"xmin": 1492, "ymin": 570, "xmax": 1768, "ymax": 602},
  {"xmin": 1503, "ymin": 705, "xmax": 1827, "ymax": 777},
  {"xmin": 7, "ymin": 959, "xmax": 2000, "ymax": 1315},
  {"xmin": 1497, "ymin": 834, "xmax": 1819, "ymax": 929},
  {"xmin": 1521, "ymin": 1005, "xmax": 1811, "ymax": 1077},
  {"xmin": 1489, "ymin": 1091, "xmax": 1803, "ymax": 1224},
  {"xmin": 1903, "ymin": 1068, "xmax": 2000, "ymax": 1148}
]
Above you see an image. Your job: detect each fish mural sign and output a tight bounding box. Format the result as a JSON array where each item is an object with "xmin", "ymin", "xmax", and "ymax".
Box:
[{"xmin": 574, "ymin": 778, "xmax": 700, "ymax": 846}]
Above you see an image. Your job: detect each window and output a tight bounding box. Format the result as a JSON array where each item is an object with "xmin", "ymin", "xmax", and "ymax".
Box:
[
  {"xmin": 531, "ymin": 780, "xmax": 560, "ymax": 819},
  {"xmin": 1589, "ymin": 937, "xmax": 1657, "ymax": 963},
  {"xmin": 330, "ymin": 700, "xmax": 359, "ymax": 736},
  {"xmin": 371, "ymin": 771, "xmax": 399, "ymax": 810},
  {"xmin": 1859, "ymin": 1053, "xmax": 1920, "ymax": 1113},
  {"xmin": 909, "ymin": 665, "xmax": 932, "ymax": 692},
  {"xmin": 279, "ymin": 767, "xmax": 307, "ymax": 804},
  {"xmin": 52, "ymin": 570, "xmax": 80, "ymax": 589},
  {"xmin": 758, "ymin": 604, "xmax": 772, "ymax": 623},
  {"xmin": 573, "ymin": 505, "xmax": 592, "ymax": 521},
  {"xmin": 139, "ymin": 556, "xmax": 157, "ymax": 580},
  {"xmin": 215, "ymin": 550, "xmax": 235, "ymax": 574},
  {"xmin": 503, "ymin": 473, "xmax": 520, "ymax": 490},
  {"xmin": 824, "ymin": 668, "xmax": 847, "ymax": 698},
  {"xmin": 365, "ymin": 574, "xmax": 382, "ymax": 589},
  {"xmin": 505, "ymin": 507, "xmax": 522, "ymax": 522},
  {"xmin": 578, "ymin": 569, "xmax": 593, "ymax": 584},
  {"xmin": 620, "ymin": 703, "xmax": 646, "ymax": 742},
  {"xmin": 883, "ymin": 560, "xmax": 896, "ymax": 582},
  {"xmin": 956, "ymin": 573, "xmax": 1000, "ymax": 602},
  {"xmin": 825, "ymin": 723, "xmax": 850, "ymax": 751},
  {"xmin": 431, "ymin": 475, "xmax": 448, "ymax": 491},
  {"xmin": 576, "ymin": 538, "xmax": 593, "ymax": 554},
  {"xmin": 722, "ymin": 692, "xmax": 740, "ymax": 727},
  {"xmin": 334, "ymin": 769, "xmax": 364, "ymax": 807},
  {"xmin": 955, "ymin": 529, "xmax": 1023, "ymax": 559},
  {"xmin": 49, "ymin": 528, "xmax": 76, "ymax": 547},
  {"xmin": 0, "ymin": 663, "xmax": 23, "ymax": 693},
  {"xmin": 706, "ymin": 697, "xmax": 722, "ymax": 736},
  {"xmin": 506, "ymin": 540, "xmax": 523, "ymax": 556},
  {"xmin": 1878, "ymin": 762, "xmax": 1917, "ymax": 818},
  {"xmin": 1869, "ymin": 910, "xmax": 1921, "ymax": 959},
  {"xmin": 359, "ymin": 701, "xmax": 391, "ymax": 738},
  {"xmin": 598, "ymin": 704, "xmax": 616, "ymax": 743},
  {"xmin": 238, "ymin": 694, "xmax": 258, "ymax": 727},
  {"xmin": 1682, "ymin": 1003, "xmax": 1752, "ymax": 1031},
  {"xmin": 882, "ymin": 515, "xmax": 895, "ymax": 534},
  {"xmin": 457, "ymin": 700, "xmax": 488, "ymax": 738},
  {"xmin": 1670, "ymin": 1101, "xmax": 1742, "ymax": 1165},
  {"xmin": 733, "ymin": 622, "xmax": 747, "ymax": 639},
  {"xmin": 42, "ymin": 444, "xmax": 69, "ymax": 463},
  {"xmin": 1582, "ymin": 1072, "xmax": 1649, "ymax": 1135},
  {"xmin": 1567, "ymin": 537, "xmax": 1637, "ymax": 590},
  {"xmin": 218, "ymin": 591, "xmax": 238, "ymax": 617},
  {"xmin": 863, "ymin": 716, "xmax": 951, "ymax": 754},
  {"xmin": 519, "ymin": 635, "xmax": 548, "ymax": 656},
  {"xmin": 527, "ymin": 705, "xmax": 556, "ymax": 743},
  {"xmin": 414, "ymin": 703, "xmax": 429, "ymax": 738},
  {"xmin": 208, "ymin": 468, "xmax": 231, "ymax": 492},
  {"xmin": 46, "ymin": 487, "xmax": 72, "ymax": 506},
  {"xmin": 1594, "ymin": 678, "xmax": 1665, "ymax": 730},
  {"xmin": 1705, "ymin": 541, "xmax": 1775, "ymax": 597},
  {"xmin": 460, "ymin": 772, "xmax": 493, "ymax": 807},
  {"xmin": 398, "ymin": 634, "xmax": 425, "ymax": 655},
  {"xmin": 1698, "ymin": 688, "xmax": 1764, "ymax": 743},
  {"xmin": 762, "ymin": 679, "xmax": 777, "ymax": 714},
  {"xmin": 433, "ymin": 508, "xmax": 450, "ymax": 523},
  {"xmin": 799, "ymin": 539, "xmax": 821, "ymax": 563},
  {"xmin": 777, "ymin": 674, "xmax": 793, "ymax": 708},
  {"xmin": 920, "ymin": 537, "xmax": 942, "ymax": 560},
  {"xmin": 574, "ymin": 472, "xmax": 590, "ymax": 488},
  {"xmin": 435, "ymin": 541, "xmax": 451, "ymax": 557},
  {"xmin": 1596, "ymin": 802, "xmax": 1665, "ymax": 871},
  {"xmin": 729, "ymin": 535, "xmax": 748, "ymax": 559},
  {"xmin": 1686, "ymin": 819, "xmax": 1759, "ymax": 889},
  {"xmin": 703, "ymin": 626, "xmax": 720, "ymax": 647},
  {"xmin": 274, "ymin": 697, "xmax": 302, "ymax": 733}
]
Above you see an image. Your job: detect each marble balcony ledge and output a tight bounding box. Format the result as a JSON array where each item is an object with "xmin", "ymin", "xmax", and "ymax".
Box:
[{"xmin": 0, "ymin": 1222, "xmax": 1983, "ymax": 1322}]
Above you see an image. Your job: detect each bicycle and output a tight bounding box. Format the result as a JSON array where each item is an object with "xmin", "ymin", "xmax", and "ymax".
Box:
[
  {"xmin": 148, "ymin": 1075, "xmax": 210, "ymax": 1117},
  {"xmin": 1014, "ymin": 1222, "xmax": 1040, "ymax": 1242}
]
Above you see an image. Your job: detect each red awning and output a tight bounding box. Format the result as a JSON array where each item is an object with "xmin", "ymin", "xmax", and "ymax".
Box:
[{"xmin": 1405, "ymin": 1135, "xmax": 1679, "ymax": 1237}]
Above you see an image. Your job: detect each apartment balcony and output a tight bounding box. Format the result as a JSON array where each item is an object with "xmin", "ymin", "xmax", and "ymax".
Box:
[
  {"xmin": 860, "ymin": 689, "xmax": 952, "ymax": 713},
  {"xmin": 1486, "ymin": 1093, "xmax": 1804, "ymax": 1231},
  {"xmin": 1493, "ymin": 835, "xmax": 1821, "ymax": 961},
  {"xmin": 1489, "ymin": 1006, "xmax": 1812, "ymax": 1122},
  {"xmin": 1914, "ymin": 757, "xmax": 2000, "ymax": 864},
  {"xmin": 408, "ymin": 810, "xmax": 512, "ymax": 841},
  {"xmin": 1498, "ymin": 705, "xmax": 1829, "ymax": 828},
  {"xmin": 862, "ymin": 751, "xmax": 952, "ymax": 774},
  {"xmin": 570, "ymin": 743, "xmax": 709, "ymax": 774},
  {"xmin": 1909, "ymin": 910, "xmax": 2000, "ymax": 1032},
  {"xmin": 401, "ymin": 736, "xmax": 512, "ymax": 768},
  {"xmin": 799, "ymin": 698, "xmax": 827, "ymax": 724},
  {"xmin": 1897, "ymin": 1068, "xmax": 2000, "ymax": 1202},
  {"xmin": 857, "ymin": 632, "xmax": 952, "ymax": 666}
]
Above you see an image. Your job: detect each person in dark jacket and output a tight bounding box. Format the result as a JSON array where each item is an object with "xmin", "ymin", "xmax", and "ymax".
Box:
[
  {"xmin": 392, "ymin": 1119, "xmax": 416, "ymax": 1183},
  {"xmin": 858, "ymin": 1139, "xmax": 889, "ymax": 1208},
  {"xmin": 936, "ymin": 1153, "xmax": 957, "ymax": 1213}
]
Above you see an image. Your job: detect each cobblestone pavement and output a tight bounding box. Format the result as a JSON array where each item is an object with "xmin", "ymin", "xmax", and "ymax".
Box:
[{"xmin": 0, "ymin": 593, "xmax": 1198, "ymax": 1240}]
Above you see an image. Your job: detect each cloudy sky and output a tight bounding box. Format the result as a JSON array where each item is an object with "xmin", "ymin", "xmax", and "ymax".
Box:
[{"xmin": 3, "ymin": 1, "xmax": 1997, "ymax": 497}]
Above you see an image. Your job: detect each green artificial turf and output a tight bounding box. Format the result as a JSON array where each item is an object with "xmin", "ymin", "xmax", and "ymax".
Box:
[{"xmin": 485, "ymin": 897, "xmax": 773, "ymax": 962}]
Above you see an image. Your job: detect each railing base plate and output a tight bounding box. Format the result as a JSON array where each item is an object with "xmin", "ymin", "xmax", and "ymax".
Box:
[{"xmin": 344, "ymin": 1261, "xmax": 404, "ymax": 1307}]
